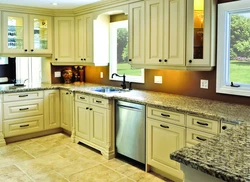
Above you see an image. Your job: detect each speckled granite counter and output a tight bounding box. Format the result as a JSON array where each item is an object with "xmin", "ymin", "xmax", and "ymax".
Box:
[{"xmin": 1, "ymin": 82, "xmax": 250, "ymax": 181}]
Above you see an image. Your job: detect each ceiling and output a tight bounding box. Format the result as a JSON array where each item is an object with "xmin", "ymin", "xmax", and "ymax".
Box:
[{"xmin": 0, "ymin": 0, "xmax": 102, "ymax": 9}]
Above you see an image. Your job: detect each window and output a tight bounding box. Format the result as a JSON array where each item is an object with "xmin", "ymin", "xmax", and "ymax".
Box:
[
  {"xmin": 16, "ymin": 57, "xmax": 42, "ymax": 84},
  {"xmin": 217, "ymin": 1, "xmax": 250, "ymax": 97},
  {"xmin": 109, "ymin": 20, "xmax": 144, "ymax": 83}
]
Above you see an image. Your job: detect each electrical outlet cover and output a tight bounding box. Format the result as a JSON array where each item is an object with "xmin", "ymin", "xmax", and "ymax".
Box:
[{"xmin": 54, "ymin": 71, "xmax": 61, "ymax": 78}]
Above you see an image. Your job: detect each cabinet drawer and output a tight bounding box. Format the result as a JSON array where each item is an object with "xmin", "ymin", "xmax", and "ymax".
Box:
[
  {"xmin": 90, "ymin": 96, "xmax": 109, "ymax": 108},
  {"xmin": 147, "ymin": 106, "xmax": 185, "ymax": 126},
  {"xmin": 4, "ymin": 115, "xmax": 44, "ymax": 137},
  {"xmin": 3, "ymin": 91, "xmax": 44, "ymax": 102},
  {"xmin": 186, "ymin": 128, "xmax": 215, "ymax": 145},
  {"xmin": 3, "ymin": 99, "xmax": 43, "ymax": 120},
  {"xmin": 75, "ymin": 93, "xmax": 89, "ymax": 103},
  {"xmin": 187, "ymin": 115, "xmax": 219, "ymax": 134}
]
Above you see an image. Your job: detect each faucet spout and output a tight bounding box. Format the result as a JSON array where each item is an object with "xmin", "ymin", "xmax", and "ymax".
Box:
[{"xmin": 111, "ymin": 73, "xmax": 126, "ymax": 89}]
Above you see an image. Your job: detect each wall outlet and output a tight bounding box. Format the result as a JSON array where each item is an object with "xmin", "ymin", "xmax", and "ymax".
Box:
[
  {"xmin": 54, "ymin": 71, "xmax": 61, "ymax": 78},
  {"xmin": 100, "ymin": 72, "xmax": 103, "ymax": 78},
  {"xmin": 200, "ymin": 79, "xmax": 208, "ymax": 89},
  {"xmin": 154, "ymin": 76, "xmax": 162, "ymax": 84}
]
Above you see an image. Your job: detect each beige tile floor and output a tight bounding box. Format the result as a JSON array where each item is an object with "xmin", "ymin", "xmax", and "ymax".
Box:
[{"xmin": 0, "ymin": 133, "xmax": 172, "ymax": 182}]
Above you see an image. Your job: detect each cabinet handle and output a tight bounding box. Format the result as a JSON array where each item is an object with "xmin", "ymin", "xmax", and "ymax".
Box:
[
  {"xmin": 189, "ymin": 60, "xmax": 192, "ymax": 63},
  {"xmin": 160, "ymin": 124, "xmax": 169, "ymax": 129},
  {"xmin": 164, "ymin": 59, "xmax": 167, "ymax": 62},
  {"xmin": 24, "ymin": 49, "xmax": 27, "ymax": 52},
  {"xmin": 222, "ymin": 125, "xmax": 227, "ymax": 130},
  {"xmin": 31, "ymin": 49, "xmax": 34, "ymax": 52},
  {"xmin": 20, "ymin": 124, "xmax": 29, "ymax": 128},
  {"xmin": 55, "ymin": 58, "xmax": 58, "ymax": 61},
  {"xmin": 159, "ymin": 59, "xmax": 162, "ymax": 62},
  {"xmin": 80, "ymin": 97, "xmax": 85, "ymax": 100},
  {"xmin": 66, "ymin": 92, "xmax": 69, "ymax": 95},
  {"xmin": 197, "ymin": 121, "xmax": 208, "ymax": 126},
  {"xmin": 196, "ymin": 136, "xmax": 206, "ymax": 141},
  {"xmin": 84, "ymin": 58, "xmax": 86, "ymax": 61},
  {"xmin": 129, "ymin": 59, "xmax": 132, "ymax": 62},
  {"xmin": 19, "ymin": 94, "xmax": 28, "ymax": 97},
  {"xmin": 96, "ymin": 100, "xmax": 102, "ymax": 103},
  {"xmin": 81, "ymin": 58, "xmax": 83, "ymax": 61},
  {"xmin": 19, "ymin": 108, "xmax": 29, "ymax": 111},
  {"xmin": 161, "ymin": 113, "xmax": 170, "ymax": 117},
  {"xmin": 86, "ymin": 107, "xmax": 89, "ymax": 110},
  {"xmin": 89, "ymin": 108, "xmax": 93, "ymax": 111}
]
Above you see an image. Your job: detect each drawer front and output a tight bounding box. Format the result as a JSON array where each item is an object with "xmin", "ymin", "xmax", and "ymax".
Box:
[
  {"xmin": 3, "ymin": 91, "xmax": 44, "ymax": 102},
  {"xmin": 147, "ymin": 106, "xmax": 185, "ymax": 126},
  {"xmin": 3, "ymin": 99, "xmax": 43, "ymax": 120},
  {"xmin": 75, "ymin": 93, "xmax": 89, "ymax": 103},
  {"xmin": 187, "ymin": 115, "xmax": 219, "ymax": 134},
  {"xmin": 186, "ymin": 128, "xmax": 215, "ymax": 145},
  {"xmin": 90, "ymin": 96, "xmax": 109, "ymax": 108},
  {"xmin": 4, "ymin": 115, "xmax": 44, "ymax": 137}
]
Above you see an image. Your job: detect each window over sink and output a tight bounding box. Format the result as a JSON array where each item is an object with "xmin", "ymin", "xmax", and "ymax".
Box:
[{"xmin": 109, "ymin": 16, "xmax": 144, "ymax": 83}]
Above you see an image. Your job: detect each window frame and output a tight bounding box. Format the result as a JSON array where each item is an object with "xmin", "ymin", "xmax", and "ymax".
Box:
[
  {"xmin": 216, "ymin": 1, "xmax": 250, "ymax": 97},
  {"xmin": 109, "ymin": 20, "xmax": 145, "ymax": 83}
]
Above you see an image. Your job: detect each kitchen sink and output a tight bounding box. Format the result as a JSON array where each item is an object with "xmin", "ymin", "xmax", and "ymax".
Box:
[{"xmin": 90, "ymin": 87, "xmax": 128, "ymax": 93}]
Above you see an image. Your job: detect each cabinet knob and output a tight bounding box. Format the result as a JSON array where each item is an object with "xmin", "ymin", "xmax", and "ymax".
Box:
[
  {"xmin": 164, "ymin": 59, "xmax": 167, "ymax": 62},
  {"xmin": 129, "ymin": 59, "xmax": 132, "ymax": 62},
  {"xmin": 89, "ymin": 108, "xmax": 92, "ymax": 111},
  {"xmin": 84, "ymin": 58, "xmax": 86, "ymax": 61},
  {"xmin": 24, "ymin": 49, "xmax": 27, "ymax": 52},
  {"xmin": 222, "ymin": 125, "xmax": 227, "ymax": 130},
  {"xmin": 159, "ymin": 59, "xmax": 162, "ymax": 62},
  {"xmin": 81, "ymin": 58, "xmax": 83, "ymax": 61},
  {"xmin": 189, "ymin": 60, "xmax": 192, "ymax": 63},
  {"xmin": 66, "ymin": 92, "xmax": 68, "ymax": 95},
  {"xmin": 55, "ymin": 58, "xmax": 58, "ymax": 61},
  {"xmin": 86, "ymin": 107, "xmax": 89, "ymax": 110},
  {"xmin": 31, "ymin": 49, "xmax": 34, "ymax": 52}
]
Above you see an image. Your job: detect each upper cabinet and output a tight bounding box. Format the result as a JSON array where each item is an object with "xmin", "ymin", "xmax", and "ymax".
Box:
[
  {"xmin": 186, "ymin": 0, "xmax": 216, "ymax": 70},
  {"xmin": 2, "ymin": 12, "xmax": 52, "ymax": 55},
  {"xmin": 128, "ymin": 1, "xmax": 145, "ymax": 65},
  {"xmin": 75, "ymin": 13, "xmax": 93, "ymax": 64},
  {"xmin": 144, "ymin": 0, "xmax": 185, "ymax": 67},
  {"xmin": 53, "ymin": 17, "xmax": 75, "ymax": 63}
]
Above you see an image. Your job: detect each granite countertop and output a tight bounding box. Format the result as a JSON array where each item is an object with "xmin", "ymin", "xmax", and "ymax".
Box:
[
  {"xmin": 170, "ymin": 123, "xmax": 250, "ymax": 182},
  {"xmin": 1, "ymin": 82, "xmax": 250, "ymax": 181}
]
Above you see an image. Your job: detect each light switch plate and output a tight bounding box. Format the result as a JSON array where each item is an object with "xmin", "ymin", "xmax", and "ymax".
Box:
[
  {"xmin": 54, "ymin": 71, "xmax": 61, "ymax": 78},
  {"xmin": 200, "ymin": 79, "xmax": 208, "ymax": 89},
  {"xmin": 154, "ymin": 76, "xmax": 162, "ymax": 84}
]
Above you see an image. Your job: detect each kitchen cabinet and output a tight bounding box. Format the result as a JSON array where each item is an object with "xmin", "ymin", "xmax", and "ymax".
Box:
[
  {"xmin": 147, "ymin": 106, "xmax": 185, "ymax": 182},
  {"xmin": 74, "ymin": 93, "xmax": 114, "ymax": 159},
  {"xmin": 144, "ymin": 0, "xmax": 185, "ymax": 67},
  {"xmin": 53, "ymin": 17, "xmax": 75, "ymax": 63},
  {"xmin": 186, "ymin": 115, "xmax": 220, "ymax": 147},
  {"xmin": 0, "ymin": 94, "xmax": 5, "ymax": 146},
  {"xmin": 44, "ymin": 90, "xmax": 60, "ymax": 130},
  {"xmin": 128, "ymin": 1, "xmax": 145, "ymax": 65},
  {"xmin": 2, "ymin": 91, "xmax": 44, "ymax": 137},
  {"xmin": 186, "ymin": 0, "xmax": 216, "ymax": 70},
  {"xmin": 2, "ymin": 12, "xmax": 52, "ymax": 54},
  {"xmin": 60, "ymin": 89, "xmax": 73, "ymax": 131},
  {"xmin": 75, "ymin": 13, "xmax": 93, "ymax": 63}
]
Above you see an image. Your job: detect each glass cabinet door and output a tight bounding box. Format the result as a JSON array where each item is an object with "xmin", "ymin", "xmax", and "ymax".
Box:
[
  {"xmin": 2, "ymin": 12, "xmax": 28, "ymax": 53},
  {"xmin": 30, "ymin": 15, "xmax": 52, "ymax": 54}
]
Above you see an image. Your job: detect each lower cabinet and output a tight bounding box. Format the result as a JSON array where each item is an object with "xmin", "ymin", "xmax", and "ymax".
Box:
[
  {"xmin": 60, "ymin": 89, "xmax": 73, "ymax": 131},
  {"xmin": 44, "ymin": 90, "xmax": 60, "ymax": 130},
  {"xmin": 147, "ymin": 106, "xmax": 185, "ymax": 182},
  {"xmin": 74, "ymin": 93, "xmax": 114, "ymax": 159}
]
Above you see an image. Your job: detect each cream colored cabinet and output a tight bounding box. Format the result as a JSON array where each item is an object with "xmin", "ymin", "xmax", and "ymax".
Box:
[
  {"xmin": 44, "ymin": 90, "xmax": 60, "ymax": 130},
  {"xmin": 147, "ymin": 106, "xmax": 185, "ymax": 182},
  {"xmin": 128, "ymin": 1, "xmax": 145, "ymax": 65},
  {"xmin": 186, "ymin": 115, "xmax": 220, "ymax": 147},
  {"xmin": 145, "ymin": 0, "xmax": 185, "ymax": 67},
  {"xmin": 2, "ymin": 91, "xmax": 44, "ymax": 137},
  {"xmin": 2, "ymin": 12, "xmax": 52, "ymax": 54},
  {"xmin": 74, "ymin": 93, "xmax": 113, "ymax": 159},
  {"xmin": 186, "ymin": 0, "xmax": 216, "ymax": 70},
  {"xmin": 60, "ymin": 89, "xmax": 73, "ymax": 131},
  {"xmin": 75, "ymin": 14, "xmax": 93, "ymax": 63},
  {"xmin": 0, "ymin": 94, "xmax": 5, "ymax": 146},
  {"xmin": 54, "ymin": 17, "xmax": 75, "ymax": 63}
]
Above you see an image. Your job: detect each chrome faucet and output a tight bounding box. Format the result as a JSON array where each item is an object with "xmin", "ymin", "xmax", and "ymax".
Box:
[{"xmin": 111, "ymin": 73, "xmax": 126, "ymax": 89}]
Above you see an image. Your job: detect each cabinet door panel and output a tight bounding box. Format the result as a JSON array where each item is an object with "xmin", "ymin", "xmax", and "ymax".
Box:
[
  {"xmin": 83, "ymin": 14, "xmax": 93, "ymax": 63},
  {"xmin": 90, "ymin": 106, "xmax": 107, "ymax": 148},
  {"xmin": 75, "ymin": 102, "xmax": 90, "ymax": 140},
  {"xmin": 60, "ymin": 90, "xmax": 72, "ymax": 131}
]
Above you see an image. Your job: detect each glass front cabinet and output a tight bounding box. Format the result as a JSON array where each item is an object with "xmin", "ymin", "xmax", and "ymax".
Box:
[
  {"xmin": 186, "ymin": 0, "xmax": 216, "ymax": 70},
  {"xmin": 2, "ymin": 12, "xmax": 52, "ymax": 54}
]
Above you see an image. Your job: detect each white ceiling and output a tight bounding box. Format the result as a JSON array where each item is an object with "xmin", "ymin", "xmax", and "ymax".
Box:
[{"xmin": 0, "ymin": 0, "xmax": 102, "ymax": 9}]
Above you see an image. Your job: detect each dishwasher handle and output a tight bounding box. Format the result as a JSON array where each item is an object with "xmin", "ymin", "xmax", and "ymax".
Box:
[{"xmin": 117, "ymin": 104, "xmax": 142, "ymax": 111}]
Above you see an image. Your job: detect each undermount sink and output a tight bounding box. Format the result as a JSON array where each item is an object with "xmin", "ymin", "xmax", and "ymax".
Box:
[{"xmin": 90, "ymin": 87, "xmax": 127, "ymax": 93}]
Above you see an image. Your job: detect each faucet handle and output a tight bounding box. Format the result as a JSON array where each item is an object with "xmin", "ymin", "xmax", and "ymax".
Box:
[{"xmin": 129, "ymin": 82, "xmax": 132, "ymax": 90}]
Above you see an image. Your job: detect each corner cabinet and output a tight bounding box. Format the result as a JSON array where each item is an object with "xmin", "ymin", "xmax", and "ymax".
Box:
[
  {"xmin": 186, "ymin": 0, "xmax": 216, "ymax": 70},
  {"xmin": 144, "ymin": 0, "xmax": 185, "ymax": 67},
  {"xmin": 128, "ymin": 1, "xmax": 145, "ymax": 65},
  {"xmin": 75, "ymin": 14, "xmax": 93, "ymax": 64},
  {"xmin": 53, "ymin": 17, "xmax": 75, "ymax": 63},
  {"xmin": 60, "ymin": 90, "xmax": 73, "ymax": 132}
]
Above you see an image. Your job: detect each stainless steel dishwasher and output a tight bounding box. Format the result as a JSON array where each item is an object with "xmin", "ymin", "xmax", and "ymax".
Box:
[{"xmin": 115, "ymin": 100, "xmax": 146, "ymax": 164}]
